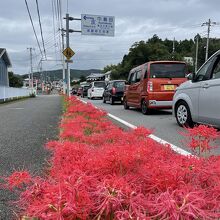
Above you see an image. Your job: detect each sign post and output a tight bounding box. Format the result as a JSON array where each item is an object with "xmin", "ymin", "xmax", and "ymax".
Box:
[{"xmin": 61, "ymin": 14, "xmax": 114, "ymax": 97}]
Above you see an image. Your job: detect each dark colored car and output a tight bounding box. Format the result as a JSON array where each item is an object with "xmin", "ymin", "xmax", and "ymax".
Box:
[
  {"xmin": 81, "ymin": 85, "xmax": 90, "ymax": 98},
  {"xmin": 77, "ymin": 87, "xmax": 83, "ymax": 96},
  {"xmin": 103, "ymin": 80, "xmax": 126, "ymax": 104},
  {"xmin": 71, "ymin": 87, "xmax": 77, "ymax": 95}
]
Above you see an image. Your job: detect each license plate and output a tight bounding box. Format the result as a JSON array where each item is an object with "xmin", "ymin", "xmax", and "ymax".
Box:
[{"xmin": 164, "ymin": 85, "xmax": 174, "ymax": 90}]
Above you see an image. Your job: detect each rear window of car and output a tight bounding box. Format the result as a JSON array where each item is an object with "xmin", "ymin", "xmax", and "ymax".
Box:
[
  {"xmin": 150, "ymin": 63, "xmax": 187, "ymax": 78},
  {"xmin": 83, "ymin": 86, "xmax": 90, "ymax": 89},
  {"xmin": 114, "ymin": 81, "xmax": 125, "ymax": 88},
  {"xmin": 94, "ymin": 82, "xmax": 106, "ymax": 88}
]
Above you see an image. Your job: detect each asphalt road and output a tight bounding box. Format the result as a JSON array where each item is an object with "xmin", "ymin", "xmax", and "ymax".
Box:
[
  {"xmin": 0, "ymin": 95, "xmax": 62, "ymax": 219},
  {"xmin": 81, "ymin": 97, "xmax": 220, "ymax": 155}
]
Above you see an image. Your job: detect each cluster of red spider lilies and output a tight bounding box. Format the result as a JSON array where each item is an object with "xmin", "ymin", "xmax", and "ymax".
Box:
[{"xmin": 3, "ymin": 96, "xmax": 220, "ymax": 219}]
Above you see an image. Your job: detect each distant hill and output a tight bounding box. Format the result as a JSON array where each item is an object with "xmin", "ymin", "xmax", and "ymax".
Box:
[{"xmin": 22, "ymin": 69, "xmax": 102, "ymax": 81}]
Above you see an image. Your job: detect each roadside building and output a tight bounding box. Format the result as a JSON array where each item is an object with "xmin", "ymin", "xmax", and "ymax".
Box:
[
  {"xmin": 86, "ymin": 73, "xmax": 105, "ymax": 82},
  {"xmin": 184, "ymin": 57, "xmax": 194, "ymax": 66},
  {"xmin": 104, "ymin": 70, "xmax": 111, "ymax": 82},
  {"xmin": 0, "ymin": 48, "xmax": 12, "ymax": 86}
]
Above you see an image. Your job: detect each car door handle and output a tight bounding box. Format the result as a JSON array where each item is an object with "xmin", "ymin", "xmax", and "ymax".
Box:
[{"xmin": 202, "ymin": 83, "xmax": 209, "ymax": 88}]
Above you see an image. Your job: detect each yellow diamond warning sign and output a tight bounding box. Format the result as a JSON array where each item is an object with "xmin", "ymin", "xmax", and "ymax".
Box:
[{"xmin": 63, "ymin": 47, "xmax": 75, "ymax": 60}]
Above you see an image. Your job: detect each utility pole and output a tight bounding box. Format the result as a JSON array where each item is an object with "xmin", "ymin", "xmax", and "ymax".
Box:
[
  {"xmin": 63, "ymin": 13, "xmax": 76, "ymax": 96},
  {"xmin": 39, "ymin": 59, "xmax": 43, "ymax": 93},
  {"xmin": 27, "ymin": 47, "xmax": 34, "ymax": 89},
  {"xmin": 61, "ymin": 28, "xmax": 66, "ymax": 94},
  {"xmin": 66, "ymin": 13, "xmax": 70, "ymax": 96},
  {"xmin": 172, "ymin": 37, "xmax": 175, "ymax": 60},
  {"xmin": 202, "ymin": 19, "xmax": 217, "ymax": 61},
  {"xmin": 62, "ymin": 14, "xmax": 81, "ymax": 96},
  {"xmin": 195, "ymin": 34, "xmax": 199, "ymax": 73}
]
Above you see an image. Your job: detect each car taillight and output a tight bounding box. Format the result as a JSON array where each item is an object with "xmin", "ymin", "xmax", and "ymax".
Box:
[
  {"xmin": 112, "ymin": 87, "xmax": 116, "ymax": 95},
  {"xmin": 147, "ymin": 81, "xmax": 153, "ymax": 92}
]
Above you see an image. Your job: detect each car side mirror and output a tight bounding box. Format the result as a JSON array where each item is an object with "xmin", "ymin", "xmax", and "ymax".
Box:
[
  {"xmin": 125, "ymin": 80, "xmax": 130, "ymax": 85},
  {"xmin": 186, "ymin": 73, "xmax": 194, "ymax": 81}
]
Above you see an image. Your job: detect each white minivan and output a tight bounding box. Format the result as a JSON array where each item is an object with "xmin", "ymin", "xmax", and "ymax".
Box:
[
  {"xmin": 173, "ymin": 50, "xmax": 220, "ymax": 128},
  {"xmin": 87, "ymin": 81, "xmax": 106, "ymax": 99}
]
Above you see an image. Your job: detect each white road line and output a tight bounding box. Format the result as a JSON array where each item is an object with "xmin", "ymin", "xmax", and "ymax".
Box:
[
  {"xmin": 79, "ymin": 98, "xmax": 192, "ymax": 156},
  {"xmin": 148, "ymin": 134, "xmax": 191, "ymax": 156},
  {"xmin": 8, "ymin": 108, "xmax": 24, "ymax": 110},
  {"xmin": 108, "ymin": 113, "xmax": 137, "ymax": 129}
]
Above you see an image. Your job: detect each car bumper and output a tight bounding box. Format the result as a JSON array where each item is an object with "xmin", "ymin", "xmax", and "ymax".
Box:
[
  {"xmin": 148, "ymin": 100, "xmax": 173, "ymax": 108},
  {"xmin": 113, "ymin": 94, "xmax": 123, "ymax": 101},
  {"xmin": 91, "ymin": 91, "xmax": 104, "ymax": 98}
]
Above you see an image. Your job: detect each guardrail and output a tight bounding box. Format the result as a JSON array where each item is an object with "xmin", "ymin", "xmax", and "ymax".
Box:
[{"xmin": 0, "ymin": 86, "xmax": 35, "ymax": 101}]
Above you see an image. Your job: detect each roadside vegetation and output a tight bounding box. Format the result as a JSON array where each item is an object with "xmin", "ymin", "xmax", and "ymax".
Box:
[
  {"xmin": 8, "ymin": 71, "xmax": 23, "ymax": 88},
  {"xmin": 1, "ymin": 96, "xmax": 220, "ymax": 219},
  {"xmin": 103, "ymin": 34, "xmax": 220, "ymax": 79}
]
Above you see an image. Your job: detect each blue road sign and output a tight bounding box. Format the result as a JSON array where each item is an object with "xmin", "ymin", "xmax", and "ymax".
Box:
[{"xmin": 81, "ymin": 14, "xmax": 115, "ymax": 37}]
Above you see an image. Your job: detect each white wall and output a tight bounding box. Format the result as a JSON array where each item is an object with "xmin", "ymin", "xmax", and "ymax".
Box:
[{"xmin": 0, "ymin": 86, "xmax": 34, "ymax": 101}]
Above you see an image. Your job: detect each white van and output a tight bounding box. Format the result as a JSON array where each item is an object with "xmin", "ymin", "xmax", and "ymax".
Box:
[
  {"xmin": 87, "ymin": 81, "xmax": 106, "ymax": 99},
  {"xmin": 173, "ymin": 50, "xmax": 220, "ymax": 128}
]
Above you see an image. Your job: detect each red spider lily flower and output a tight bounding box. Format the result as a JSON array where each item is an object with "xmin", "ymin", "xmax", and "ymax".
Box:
[
  {"xmin": 182, "ymin": 125, "xmax": 220, "ymax": 156},
  {"xmin": 5, "ymin": 171, "xmax": 32, "ymax": 190}
]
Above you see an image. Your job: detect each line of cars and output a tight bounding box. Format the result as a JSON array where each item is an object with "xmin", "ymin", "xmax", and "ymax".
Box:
[
  {"xmin": 75, "ymin": 80, "xmax": 126, "ymax": 104},
  {"xmin": 75, "ymin": 52, "xmax": 220, "ymax": 129}
]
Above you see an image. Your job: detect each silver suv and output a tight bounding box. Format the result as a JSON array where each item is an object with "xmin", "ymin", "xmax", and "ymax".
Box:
[{"xmin": 173, "ymin": 50, "xmax": 220, "ymax": 128}]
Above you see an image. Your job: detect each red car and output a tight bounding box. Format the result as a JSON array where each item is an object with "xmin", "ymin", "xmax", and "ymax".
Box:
[{"xmin": 123, "ymin": 61, "xmax": 188, "ymax": 114}]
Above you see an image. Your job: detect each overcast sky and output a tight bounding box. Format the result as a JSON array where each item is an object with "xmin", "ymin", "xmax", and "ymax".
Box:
[{"xmin": 1, "ymin": 0, "xmax": 220, "ymax": 75}]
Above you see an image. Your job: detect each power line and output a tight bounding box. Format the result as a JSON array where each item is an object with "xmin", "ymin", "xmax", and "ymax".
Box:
[
  {"xmin": 56, "ymin": 0, "xmax": 62, "ymax": 29},
  {"xmin": 56, "ymin": 0, "xmax": 63, "ymax": 59},
  {"xmin": 43, "ymin": 32, "xmax": 60, "ymax": 46},
  {"xmin": 52, "ymin": 0, "xmax": 58, "ymax": 61},
  {"xmin": 35, "ymin": 0, "xmax": 47, "ymax": 59},
  {"xmin": 24, "ymin": 0, "xmax": 43, "ymax": 57}
]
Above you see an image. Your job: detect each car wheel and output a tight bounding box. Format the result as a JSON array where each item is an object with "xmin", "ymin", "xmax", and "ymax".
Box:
[
  {"xmin": 123, "ymin": 98, "xmax": 129, "ymax": 109},
  {"xmin": 103, "ymin": 96, "xmax": 106, "ymax": 103},
  {"xmin": 141, "ymin": 100, "xmax": 149, "ymax": 115},
  {"xmin": 110, "ymin": 96, "xmax": 114, "ymax": 105},
  {"xmin": 175, "ymin": 101, "xmax": 194, "ymax": 127}
]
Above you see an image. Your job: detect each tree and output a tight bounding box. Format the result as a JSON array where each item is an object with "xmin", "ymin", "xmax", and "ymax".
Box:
[
  {"xmin": 103, "ymin": 35, "xmax": 220, "ymax": 79},
  {"xmin": 79, "ymin": 75, "xmax": 86, "ymax": 82},
  {"xmin": 8, "ymin": 72, "xmax": 23, "ymax": 88}
]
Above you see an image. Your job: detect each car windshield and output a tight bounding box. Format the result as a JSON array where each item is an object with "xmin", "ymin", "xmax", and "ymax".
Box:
[
  {"xmin": 150, "ymin": 63, "xmax": 187, "ymax": 78},
  {"xmin": 114, "ymin": 81, "xmax": 125, "ymax": 88},
  {"xmin": 94, "ymin": 81, "xmax": 106, "ymax": 88}
]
